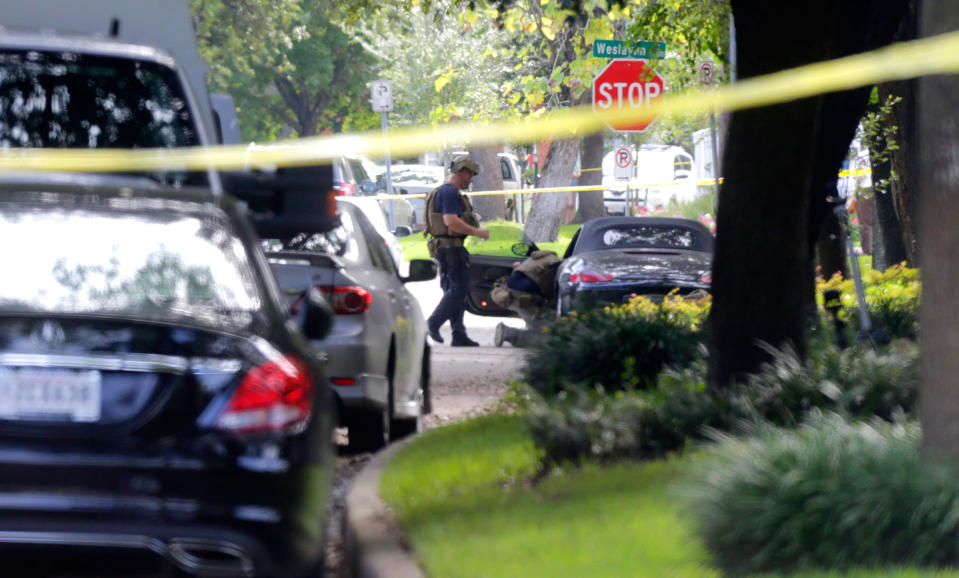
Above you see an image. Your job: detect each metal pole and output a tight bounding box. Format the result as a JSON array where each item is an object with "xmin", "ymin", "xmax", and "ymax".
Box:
[
  {"xmin": 381, "ymin": 110, "xmax": 396, "ymax": 231},
  {"xmin": 729, "ymin": 14, "xmax": 737, "ymax": 83},
  {"xmin": 709, "ymin": 111, "xmax": 721, "ymax": 201},
  {"xmin": 832, "ymin": 194, "xmax": 875, "ymax": 342}
]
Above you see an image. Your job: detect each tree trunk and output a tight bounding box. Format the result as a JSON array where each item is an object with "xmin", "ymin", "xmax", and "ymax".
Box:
[
  {"xmin": 816, "ymin": 209, "xmax": 849, "ymax": 280},
  {"xmin": 870, "ymin": 151, "xmax": 910, "ymax": 270},
  {"xmin": 707, "ymin": 0, "xmax": 909, "ymax": 389},
  {"xmin": 574, "ymin": 131, "xmax": 605, "ymax": 224},
  {"xmin": 918, "ymin": 0, "xmax": 959, "ymax": 463},
  {"xmin": 873, "ymin": 188, "xmax": 908, "ymax": 270},
  {"xmin": 469, "ymin": 146, "xmax": 506, "ymax": 222},
  {"xmin": 809, "ymin": 84, "xmax": 873, "ymax": 288},
  {"xmin": 882, "ymin": 79, "xmax": 920, "ymax": 265},
  {"xmin": 524, "ymin": 137, "xmax": 580, "ymax": 243}
]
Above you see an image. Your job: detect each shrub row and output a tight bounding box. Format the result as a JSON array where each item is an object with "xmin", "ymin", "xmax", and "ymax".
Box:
[
  {"xmin": 522, "ymin": 341, "xmax": 918, "ymax": 465},
  {"xmin": 683, "ymin": 414, "xmax": 959, "ymax": 574},
  {"xmin": 523, "ymin": 293, "xmax": 710, "ymax": 397},
  {"xmin": 818, "ymin": 264, "xmax": 920, "ymax": 340}
]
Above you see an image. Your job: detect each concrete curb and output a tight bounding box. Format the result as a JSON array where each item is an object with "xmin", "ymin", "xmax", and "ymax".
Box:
[{"xmin": 343, "ymin": 438, "xmax": 424, "ymax": 578}]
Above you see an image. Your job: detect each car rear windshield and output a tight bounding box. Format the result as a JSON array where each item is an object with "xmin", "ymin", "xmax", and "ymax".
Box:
[
  {"xmin": 0, "ymin": 196, "xmax": 261, "ymax": 331},
  {"xmin": 600, "ymin": 225, "xmax": 702, "ymax": 250},
  {"xmin": 0, "ymin": 49, "xmax": 206, "ymax": 186}
]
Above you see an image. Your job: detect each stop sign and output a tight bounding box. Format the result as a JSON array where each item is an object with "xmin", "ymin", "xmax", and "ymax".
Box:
[{"xmin": 592, "ymin": 59, "xmax": 664, "ymax": 132}]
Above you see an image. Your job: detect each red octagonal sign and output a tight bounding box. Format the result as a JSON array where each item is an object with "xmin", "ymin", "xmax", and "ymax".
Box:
[{"xmin": 592, "ymin": 59, "xmax": 664, "ymax": 132}]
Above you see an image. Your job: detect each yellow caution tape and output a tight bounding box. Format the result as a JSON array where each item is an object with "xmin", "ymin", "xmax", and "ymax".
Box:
[
  {"xmin": 0, "ymin": 30, "xmax": 957, "ymax": 172},
  {"xmin": 378, "ymin": 177, "xmax": 728, "ymax": 200}
]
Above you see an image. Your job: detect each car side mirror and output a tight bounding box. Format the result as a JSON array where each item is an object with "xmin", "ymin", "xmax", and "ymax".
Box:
[
  {"xmin": 222, "ymin": 165, "xmax": 339, "ymax": 236},
  {"xmin": 302, "ymin": 287, "xmax": 334, "ymax": 340},
  {"xmin": 402, "ymin": 259, "xmax": 437, "ymax": 283},
  {"xmin": 511, "ymin": 242, "xmax": 535, "ymax": 257},
  {"xmin": 393, "ymin": 225, "xmax": 413, "ymax": 238},
  {"xmin": 360, "ymin": 181, "xmax": 377, "ymax": 194}
]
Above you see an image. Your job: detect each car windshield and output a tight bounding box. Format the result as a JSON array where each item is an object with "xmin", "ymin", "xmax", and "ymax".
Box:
[
  {"xmin": 390, "ymin": 165, "xmax": 444, "ymax": 184},
  {"xmin": 0, "ymin": 195, "xmax": 261, "ymax": 331},
  {"xmin": 599, "ymin": 225, "xmax": 699, "ymax": 249},
  {"xmin": 0, "ymin": 49, "xmax": 206, "ymax": 187},
  {"xmin": 262, "ymin": 208, "xmax": 364, "ymax": 264}
]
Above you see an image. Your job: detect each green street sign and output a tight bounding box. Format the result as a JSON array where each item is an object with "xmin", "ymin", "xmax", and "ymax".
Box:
[{"xmin": 593, "ymin": 40, "xmax": 666, "ymax": 60}]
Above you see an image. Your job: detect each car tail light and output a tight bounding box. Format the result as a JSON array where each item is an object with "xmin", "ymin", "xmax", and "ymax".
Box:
[
  {"xmin": 331, "ymin": 378, "xmax": 355, "ymax": 386},
  {"xmin": 336, "ymin": 183, "xmax": 355, "ymax": 196},
  {"xmin": 216, "ymin": 356, "xmax": 312, "ymax": 434},
  {"xmin": 569, "ymin": 267, "xmax": 614, "ymax": 283},
  {"xmin": 317, "ymin": 285, "xmax": 372, "ymax": 314}
]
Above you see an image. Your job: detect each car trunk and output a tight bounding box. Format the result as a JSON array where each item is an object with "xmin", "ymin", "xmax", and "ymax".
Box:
[{"xmin": 0, "ymin": 316, "xmax": 273, "ymax": 512}]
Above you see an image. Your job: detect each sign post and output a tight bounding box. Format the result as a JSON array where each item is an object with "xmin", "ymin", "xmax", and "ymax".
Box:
[
  {"xmin": 592, "ymin": 59, "xmax": 664, "ymax": 132},
  {"xmin": 370, "ymin": 79, "xmax": 396, "ymax": 230},
  {"xmin": 698, "ymin": 62, "xmax": 722, "ymax": 198}
]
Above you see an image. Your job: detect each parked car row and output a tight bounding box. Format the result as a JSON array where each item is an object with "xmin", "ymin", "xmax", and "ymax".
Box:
[{"xmin": 0, "ymin": 1, "xmax": 433, "ymax": 576}]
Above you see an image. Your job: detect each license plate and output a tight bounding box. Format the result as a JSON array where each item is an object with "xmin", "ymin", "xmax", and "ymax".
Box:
[{"xmin": 0, "ymin": 368, "xmax": 102, "ymax": 422}]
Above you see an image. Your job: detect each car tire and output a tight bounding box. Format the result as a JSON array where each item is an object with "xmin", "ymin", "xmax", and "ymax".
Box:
[
  {"xmin": 390, "ymin": 349, "xmax": 427, "ymax": 440},
  {"xmin": 421, "ymin": 347, "xmax": 432, "ymax": 415},
  {"xmin": 346, "ymin": 407, "xmax": 389, "ymax": 453}
]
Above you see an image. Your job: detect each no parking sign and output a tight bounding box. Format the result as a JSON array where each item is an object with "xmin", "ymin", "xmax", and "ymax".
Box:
[{"xmin": 613, "ymin": 146, "xmax": 633, "ymax": 179}]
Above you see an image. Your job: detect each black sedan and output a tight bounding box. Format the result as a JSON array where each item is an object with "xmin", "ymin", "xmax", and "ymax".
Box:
[
  {"xmin": 465, "ymin": 216, "xmax": 712, "ymax": 317},
  {"xmin": 0, "ymin": 178, "xmax": 335, "ymax": 577}
]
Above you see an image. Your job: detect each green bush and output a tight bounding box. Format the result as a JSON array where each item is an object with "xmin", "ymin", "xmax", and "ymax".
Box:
[
  {"xmin": 523, "ymin": 342, "xmax": 918, "ymax": 465},
  {"xmin": 733, "ymin": 341, "xmax": 918, "ymax": 426},
  {"xmin": 818, "ymin": 265, "xmax": 920, "ymax": 341},
  {"xmin": 683, "ymin": 415, "xmax": 959, "ymax": 574},
  {"xmin": 524, "ymin": 370, "xmax": 725, "ymax": 466},
  {"xmin": 523, "ymin": 294, "xmax": 710, "ymax": 397}
]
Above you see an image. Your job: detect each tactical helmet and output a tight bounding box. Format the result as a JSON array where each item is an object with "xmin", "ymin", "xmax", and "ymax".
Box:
[{"xmin": 450, "ymin": 155, "xmax": 480, "ymax": 175}]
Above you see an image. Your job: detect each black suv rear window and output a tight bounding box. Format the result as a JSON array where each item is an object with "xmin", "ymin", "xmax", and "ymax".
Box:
[{"xmin": 0, "ymin": 49, "xmax": 204, "ymax": 185}]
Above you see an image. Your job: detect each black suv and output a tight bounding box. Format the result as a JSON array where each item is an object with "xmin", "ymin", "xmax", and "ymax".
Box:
[{"xmin": 0, "ymin": 24, "xmax": 337, "ymax": 578}]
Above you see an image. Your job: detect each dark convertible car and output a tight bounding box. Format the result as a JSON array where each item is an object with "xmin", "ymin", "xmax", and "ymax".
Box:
[{"xmin": 465, "ymin": 216, "xmax": 713, "ymax": 317}]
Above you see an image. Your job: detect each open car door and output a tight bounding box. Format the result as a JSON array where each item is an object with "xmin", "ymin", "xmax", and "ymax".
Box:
[
  {"xmin": 465, "ymin": 253, "xmax": 519, "ymax": 317},
  {"xmin": 466, "ymin": 236, "xmax": 572, "ymax": 317}
]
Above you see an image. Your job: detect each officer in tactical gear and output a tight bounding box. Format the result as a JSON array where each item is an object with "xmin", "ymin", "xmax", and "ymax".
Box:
[{"xmin": 424, "ymin": 155, "xmax": 490, "ymax": 347}]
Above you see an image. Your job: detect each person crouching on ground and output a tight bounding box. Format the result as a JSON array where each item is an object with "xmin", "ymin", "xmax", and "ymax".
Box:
[
  {"xmin": 424, "ymin": 155, "xmax": 490, "ymax": 347},
  {"xmin": 491, "ymin": 248, "xmax": 563, "ymax": 347}
]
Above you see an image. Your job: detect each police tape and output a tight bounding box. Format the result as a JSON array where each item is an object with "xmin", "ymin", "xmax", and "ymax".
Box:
[
  {"xmin": 376, "ymin": 178, "xmax": 728, "ymax": 200},
  {"xmin": 0, "ymin": 30, "xmax": 957, "ymax": 172}
]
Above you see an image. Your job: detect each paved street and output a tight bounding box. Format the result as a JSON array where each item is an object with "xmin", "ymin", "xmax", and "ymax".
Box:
[{"xmin": 405, "ymin": 277, "xmax": 526, "ymax": 346}]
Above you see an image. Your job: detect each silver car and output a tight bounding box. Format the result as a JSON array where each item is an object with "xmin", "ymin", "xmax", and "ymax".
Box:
[{"xmin": 265, "ymin": 201, "xmax": 437, "ymax": 451}]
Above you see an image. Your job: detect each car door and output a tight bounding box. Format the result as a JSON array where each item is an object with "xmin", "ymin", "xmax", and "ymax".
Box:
[
  {"xmin": 352, "ymin": 207, "xmax": 420, "ymax": 396},
  {"xmin": 464, "ymin": 253, "xmax": 521, "ymax": 317},
  {"xmin": 464, "ymin": 227, "xmax": 584, "ymax": 317}
]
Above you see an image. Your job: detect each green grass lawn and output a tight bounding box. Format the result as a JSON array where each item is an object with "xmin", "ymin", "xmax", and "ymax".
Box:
[
  {"xmin": 380, "ymin": 413, "xmax": 959, "ymax": 578},
  {"xmin": 380, "ymin": 414, "xmax": 717, "ymax": 578},
  {"xmin": 400, "ymin": 220, "xmax": 578, "ymax": 261}
]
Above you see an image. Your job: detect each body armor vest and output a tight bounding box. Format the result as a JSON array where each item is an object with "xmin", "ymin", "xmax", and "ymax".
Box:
[
  {"xmin": 514, "ymin": 250, "xmax": 563, "ymax": 299},
  {"xmin": 425, "ymin": 184, "xmax": 477, "ymax": 238}
]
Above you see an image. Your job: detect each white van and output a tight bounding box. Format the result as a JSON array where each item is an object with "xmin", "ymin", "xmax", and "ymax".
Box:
[{"xmin": 603, "ymin": 145, "xmax": 697, "ymax": 213}]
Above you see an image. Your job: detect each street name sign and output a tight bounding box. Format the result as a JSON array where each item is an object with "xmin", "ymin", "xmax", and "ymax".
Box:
[
  {"xmin": 593, "ymin": 40, "xmax": 666, "ymax": 60},
  {"xmin": 592, "ymin": 59, "xmax": 664, "ymax": 132}
]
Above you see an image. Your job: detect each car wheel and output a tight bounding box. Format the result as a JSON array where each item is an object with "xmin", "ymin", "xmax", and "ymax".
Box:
[
  {"xmin": 557, "ymin": 293, "xmax": 571, "ymax": 316},
  {"xmin": 346, "ymin": 407, "xmax": 389, "ymax": 453},
  {"xmin": 421, "ymin": 347, "xmax": 432, "ymax": 415},
  {"xmin": 390, "ymin": 349, "xmax": 426, "ymax": 440}
]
